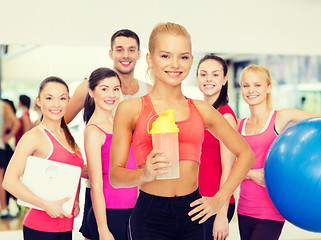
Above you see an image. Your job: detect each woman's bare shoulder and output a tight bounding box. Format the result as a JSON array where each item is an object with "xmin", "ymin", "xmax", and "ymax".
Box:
[
  {"xmin": 191, "ymin": 99, "xmax": 212, "ymax": 111},
  {"xmin": 118, "ymin": 98, "xmax": 142, "ymax": 114},
  {"xmin": 23, "ymin": 126, "xmax": 43, "ymax": 140},
  {"xmin": 15, "ymin": 126, "xmax": 47, "ymax": 154}
]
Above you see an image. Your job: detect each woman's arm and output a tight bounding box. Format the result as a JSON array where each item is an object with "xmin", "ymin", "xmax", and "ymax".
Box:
[
  {"xmin": 2, "ymin": 129, "xmax": 72, "ymax": 218},
  {"xmin": 190, "ymin": 101, "xmax": 255, "ymax": 223},
  {"xmin": 73, "ymin": 179, "xmax": 82, "ymax": 218},
  {"xmin": 245, "ymin": 168, "xmax": 265, "ymax": 187},
  {"xmin": 109, "ymin": 100, "xmax": 169, "ymax": 188},
  {"xmin": 65, "ymin": 79, "xmax": 88, "ymax": 124},
  {"xmin": 276, "ymin": 109, "xmax": 321, "ymax": 133},
  {"xmin": 212, "ymin": 113, "xmax": 237, "ymax": 239},
  {"xmin": 244, "ymin": 109, "xmax": 321, "ymax": 189},
  {"xmin": 85, "ymin": 126, "xmax": 114, "ymax": 239}
]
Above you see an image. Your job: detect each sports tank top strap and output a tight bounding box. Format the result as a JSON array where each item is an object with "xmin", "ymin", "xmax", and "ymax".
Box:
[
  {"xmin": 136, "ymin": 94, "xmax": 155, "ymax": 130},
  {"xmin": 38, "ymin": 124, "xmax": 74, "ymax": 153},
  {"xmin": 141, "ymin": 94, "xmax": 201, "ymax": 119},
  {"xmin": 267, "ymin": 110, "xmax": 277, "ymax": 132},
  {"xmin": 86, "ymin": 124, "xmax": 109, "ymax": 135},
  {"xmin": 238, "ymin": 118, "xmax": 246, "ymax": 133},
  {"xmin": 185, "ymin": 97, "xmax": 205, "ymax": 125},
  {"xmin": 141, "ymin": 94, "xmax": 153, "ymax": 108},
  {"xmin": 239, "ymin": 111, "xmax": 277, "ymax": 136},
  {"xmin": 186, "ymin": 97, "xmax": 198, "ymax": 111},
  {"xmin": 37, "ymin": 125, "xmax": 83, "ymax": 167},
  {"xmin": 186, "ymin": 97, "xmax": 195, "ymax": 107}
]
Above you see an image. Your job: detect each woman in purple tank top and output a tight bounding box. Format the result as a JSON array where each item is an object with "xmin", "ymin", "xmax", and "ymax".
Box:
[{"xmin": 83, "ymin": 67, "xmax": 137, "ymax": 240}]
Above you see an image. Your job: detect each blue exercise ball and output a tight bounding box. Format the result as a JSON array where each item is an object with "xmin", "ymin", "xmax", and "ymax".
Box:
[{"xmin": 265, "ymin": 117, "xmax": 321, "ymax": 232}]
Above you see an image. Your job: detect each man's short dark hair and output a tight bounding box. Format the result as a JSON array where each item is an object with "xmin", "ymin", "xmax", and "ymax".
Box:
[
  {"xmin": 19, "ymin": 95, "xmax": 31, "ymax": 109},
  {"xmin": 110, "ymin": 29, "xmax": 140, "ymax": 50}
]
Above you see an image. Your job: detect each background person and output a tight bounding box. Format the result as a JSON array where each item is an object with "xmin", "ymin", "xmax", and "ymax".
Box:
[
  {"xmin": 196, "ymin": 55, "xmax": 237, "ymax": 240},
  {"xmin": 74, "ymin": 29, "xmax": 152, "ymax": 240},
  {"xmin": 109, "ymin": 22, "xmax": 255, "ymax": 240},
  {"xmin": 3, "ymin": 77, "xmax": 84, "ymax": 240},
  {"xmin": 65, "ymin": 29, "xmax": 152, "ymax": 124},
  {"xmin": 0, "ymin": 99, "xmax": 20, "ymax": 218},
  {"xmin": 237, "ymin": 64, "xmax": 321, "ymax": 240},
  {"xmin": 83, "ymin": 67, "xmax": 138, "ymax": 240},
  {"xmin": 15, "ymin": 94, "xmax": 32, "ymax": 146}
]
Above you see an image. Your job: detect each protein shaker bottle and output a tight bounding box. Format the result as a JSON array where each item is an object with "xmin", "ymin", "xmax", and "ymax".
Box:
[{"xmin": 149, "ymin": 109, "xmax": 180, "ymax": 180}]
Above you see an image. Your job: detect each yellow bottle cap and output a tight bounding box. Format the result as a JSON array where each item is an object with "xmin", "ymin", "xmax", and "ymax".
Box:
[{"xmin": 149, "ymin": 109, "xmax": 179, "ymax": 134}]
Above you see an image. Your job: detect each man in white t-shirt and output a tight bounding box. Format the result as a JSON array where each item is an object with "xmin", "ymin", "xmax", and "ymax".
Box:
[{"xmin": 65, "ymin": 29, "xmax": 152, "ymax": 123}]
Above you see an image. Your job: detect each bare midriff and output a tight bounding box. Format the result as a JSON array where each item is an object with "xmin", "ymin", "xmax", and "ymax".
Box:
[{"xmin": 139, "ymin": 160, "xmax": 199, "ymax": 197}]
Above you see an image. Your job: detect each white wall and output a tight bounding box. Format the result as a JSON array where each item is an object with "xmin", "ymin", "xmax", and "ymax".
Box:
[
  {"xmin": 1, "ymin": 0, "xmax": 321, "ymax": 110},
  {"xmin": 1, "ymin": 0, "xmax": 321, "ymax": 55}
]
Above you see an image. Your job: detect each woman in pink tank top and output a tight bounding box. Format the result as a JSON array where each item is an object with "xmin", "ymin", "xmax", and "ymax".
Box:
[
  {"xmin": 196, "ymin": 55, "xmax": 237, "ymax": 240},
  {"xmin": 109, "ymin": 22, "xmax": 255, "ymax": 240},
  {"xmin": 237, "ymin": 64, "xmax": 321, "ymax": 240},
  {"xmin": 83, "ymin": 68, "xmax": 138, "ymax": 240},
  {"xmin": 3, "ymin": 77, "xmax": 83, "ymax": 240}
]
